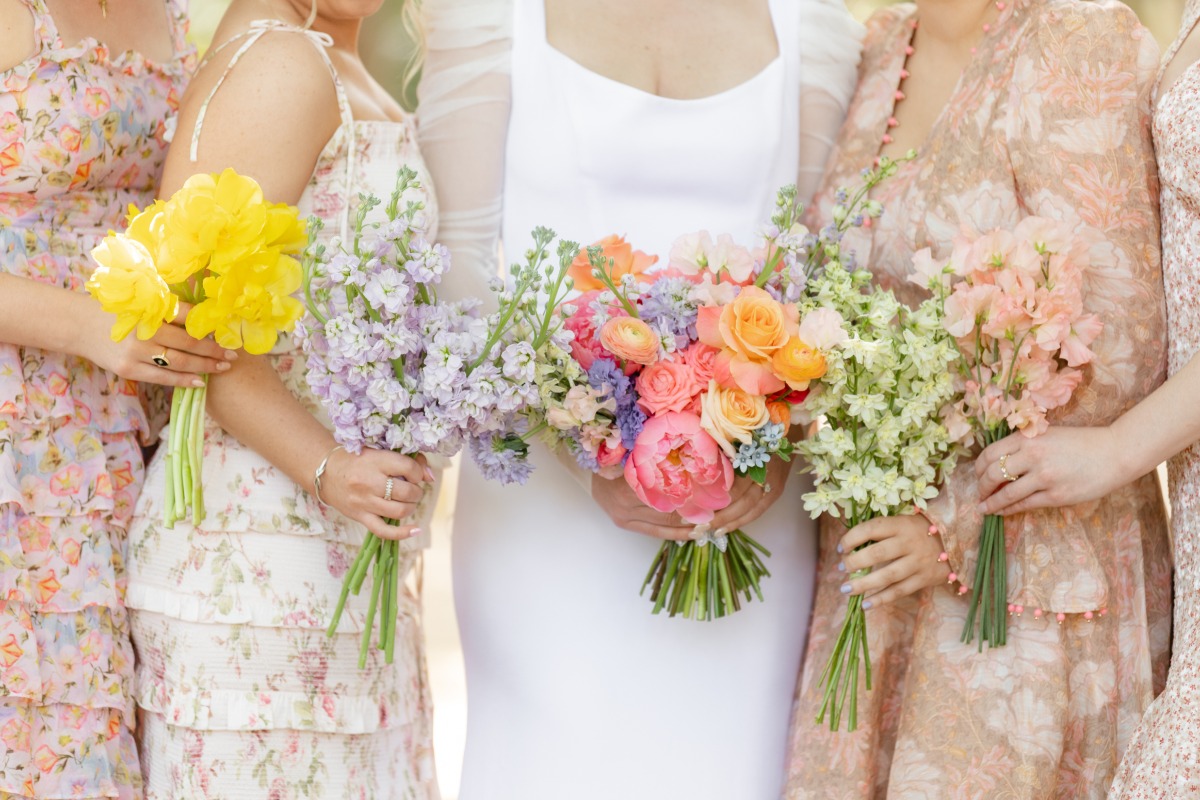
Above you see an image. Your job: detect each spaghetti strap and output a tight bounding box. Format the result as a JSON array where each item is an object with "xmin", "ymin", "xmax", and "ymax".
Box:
[{"xmin": 189, "ymin": 20, "xmax": 355, "ymax": 163}]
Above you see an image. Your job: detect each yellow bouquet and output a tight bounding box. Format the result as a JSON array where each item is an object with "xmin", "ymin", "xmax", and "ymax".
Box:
[{"xmin": 86, "ymin": 168, "xmax": 306, "ymax": 525}]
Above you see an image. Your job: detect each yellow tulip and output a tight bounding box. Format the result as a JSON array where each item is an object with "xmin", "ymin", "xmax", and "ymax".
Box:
[
  {"xmin": 86, "ymin": 235, "xmax": 179, "ymax": 341},
  {"xmin": 185, "ymin": 251, "xmax": 304, "ymax": 354}
]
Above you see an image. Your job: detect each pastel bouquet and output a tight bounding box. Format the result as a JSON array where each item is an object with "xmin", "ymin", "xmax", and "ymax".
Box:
[
  {"xmin": 911, "ymin": 216, "xmax": 1103, "ymax": 651},
  {"xmin": 484, "ymin": 187, "xmax": 849, "ymax": 621},
  {"xmin": 86, "ymin": 168, "xmax": 306, "ymax": 526},
  {"xmin": 299, "ymin": 168, "xmax": 538, "ymax": 666},
  {"xmin": 800, "ymin": 257, "xmax": 962, "ymax": 733}
]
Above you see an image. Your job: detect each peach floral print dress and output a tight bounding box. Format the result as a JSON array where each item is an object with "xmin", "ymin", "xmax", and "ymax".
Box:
[
  {"xmin": 1110, "ymin": 0, "xmax": 1200, "ymax": 795},
  {"xmin": 784, "ymin": 2, "xmax": 1172, "ymax": 798},
  {"xmin": 0, "ymin": 0, "xmax": 193, "ymax": 797}
]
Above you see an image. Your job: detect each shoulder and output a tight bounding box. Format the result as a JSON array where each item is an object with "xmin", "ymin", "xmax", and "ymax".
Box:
[
  {"xmin": 187, "ymin": 21, "xmax": 340, "ymax": 126},
  {"xmin": 1028, "ymin": 0, "xmax": 1159, "ymax": 71},
  {"xmin": 859, "ymin": 3, "xmax": 913, "ymax": 68}
]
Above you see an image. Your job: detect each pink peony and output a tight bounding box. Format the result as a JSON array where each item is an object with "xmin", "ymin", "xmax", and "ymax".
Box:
[
  {"xmin": 636, "ymin": 358, "xmax": 701, "ymax": 415},
  {"xmin": 623, "ymin": 412, "xmax": 733, "ymax": 524},
  {"xmin": 563, "ymin": 291, "xmax": 614, "ymax": 372}
]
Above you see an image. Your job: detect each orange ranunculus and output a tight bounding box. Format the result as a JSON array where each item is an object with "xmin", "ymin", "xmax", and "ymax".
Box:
[
  {"xmin": 569, "ymin": 234, "xmax": 657, "ymax": 292},
  {"xmin": 697, "ymin": 286, "xmax": 799, "ymax": 395},
  {"xmin": 599, "ymin": 317, "xmax": 659, "ymax": 366},
  {"xmin": 771, "ymin": 336, "xmax": 827, "ymax": 390},
  {"xmin": 766, "ymin": 400, "xmax": 792, "ymax": 435},
  {"xmin": 699, "ymin": 380, "xmax": 770, "ymax": 456}
]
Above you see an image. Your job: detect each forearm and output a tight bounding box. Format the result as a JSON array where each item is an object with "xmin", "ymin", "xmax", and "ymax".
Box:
[
  {"xmin": 205, "ymin": 354, "xmax": 335, "ymax": 494},
  {"xmin": 1110, "ymin": 352, "xmax": 1200, "ymax": 480},
  {"xmin": 0, "ymin": 275, "xmax": 95, "ymax": 356}
]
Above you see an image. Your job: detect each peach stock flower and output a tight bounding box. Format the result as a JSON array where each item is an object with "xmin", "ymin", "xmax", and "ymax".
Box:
[
  {"xmin": 623, "ymin": 412, "xmax": 733, "ymax": 524},
  {"xmin": 569, "ymin": 234, "xmax": 657, "ymax": 292},
  {"xmin": 600, "ymin": 317, "xmax": 659, "ymax": 365},
  {"xmin": 697, "ymin": 285, "xmax": 799, "ymax": 394}
]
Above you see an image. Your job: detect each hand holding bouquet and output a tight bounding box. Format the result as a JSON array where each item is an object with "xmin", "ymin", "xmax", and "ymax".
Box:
[
  {"xmin": 300, "ymin": 168, "xmax": 540, "ymax": 666},
  {"xmin": 86, "ymin": 168, "xmax": 306, "ymax": 526},
  {"xmin": 911, "ymin": 217, "xmax": 1103, "ymax": 651}
]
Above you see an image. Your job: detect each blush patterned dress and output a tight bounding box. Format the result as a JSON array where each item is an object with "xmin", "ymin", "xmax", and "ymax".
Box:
[
  {"xmin": 122, "ymin": 23, "xmax": 440, "ymax": 800},
  {"xmin": 784, "ymin": 2, "xmax": 1172, "ymax": 798},
  {"xmin": 1109, "ymin": 1, "xmax": 1200, "ymax": 795},
  {"xmin": 0, "ymin": 1, "xmax": 193, "ymax": 797}
]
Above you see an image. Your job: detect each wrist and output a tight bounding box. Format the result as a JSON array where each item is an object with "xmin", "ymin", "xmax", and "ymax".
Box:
[{"xmin": 1102, "ymin": 421, "xmax": 1151, "ymax": 483}]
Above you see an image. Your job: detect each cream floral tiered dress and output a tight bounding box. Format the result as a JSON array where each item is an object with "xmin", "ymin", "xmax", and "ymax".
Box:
[
  {"xmin": 0, "ymin": 0, "xmax": 193, "ymax": 796},
  {"xmin": 123, "ymin": 23, "xmax": 440, "ymax": 800}
]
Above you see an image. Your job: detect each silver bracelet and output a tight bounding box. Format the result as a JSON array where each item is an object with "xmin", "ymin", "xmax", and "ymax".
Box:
[{"xmin": 312, "ymin": 444, "xmax": 344, "ymax": 507}]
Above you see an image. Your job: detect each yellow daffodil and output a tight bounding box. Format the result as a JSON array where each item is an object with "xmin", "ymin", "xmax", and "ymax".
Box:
[
  {"xmin": 185, "ymin": 251, "xmax": 304, "ymax": 354},
  {"xmin": 86, "ymin": 235, "xmax": 179, "ymax": 341}
]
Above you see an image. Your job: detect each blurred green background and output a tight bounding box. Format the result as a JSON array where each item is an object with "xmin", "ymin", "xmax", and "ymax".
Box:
[{"xmin": 188, "ymin": 0, "xmax": 1186, "ymax": 101}]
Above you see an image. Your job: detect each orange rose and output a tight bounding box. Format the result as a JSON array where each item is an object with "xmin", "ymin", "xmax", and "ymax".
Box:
[
  {"xmin": 600, "ymin": 317, "xmax": 659, "ymax": 365},
  {"xmin": 771, "ymin": 336, "xmax": 827, "ymax": 390},
  {"xmin": 699, "ymin": 380, "xmax": 769, "ymax": 456},
  {"xmin": 767, "ymin": 401, "xmax": 792, "ymax": 435},
  {"xmin": 697, "ymin": 286, "xmax": 799, "ymax": 394},
  {"xmin": 569, "ymin": 234, "xmax": 657, "ymax": 292}
]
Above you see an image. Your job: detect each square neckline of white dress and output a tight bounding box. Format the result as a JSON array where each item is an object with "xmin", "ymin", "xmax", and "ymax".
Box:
[{"xmin": 532, "ymin": 0, "xmax": 785, "ymax": 104}]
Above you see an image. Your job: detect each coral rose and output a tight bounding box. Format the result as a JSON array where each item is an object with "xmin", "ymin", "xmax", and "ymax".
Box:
[
  {"xmin": 699, "ymin": 380, "xmax": 770, "ymax": 456},
  {"xmin": 569, "ymin": 234, "xmax": 657, "ymax": 292},
  {"xmin": 600, "ymin": 317, "xmax": 659, "ymax": 365},
  {"xmin": 636, "ymin": 358, "xmax": 700, "ymax": 415},
  {"xmin": 623, "ymin": 412, "xmax": 733, "ymax": 524},
  {"xmin": 771, "ymin": 337, "xmax": 827, "ymax": 391}
]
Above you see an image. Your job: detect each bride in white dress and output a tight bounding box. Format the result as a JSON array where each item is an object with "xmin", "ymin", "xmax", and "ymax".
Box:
[{"xmin": 419, "ymin": 1, "xmax": 862, "ymax": 797}]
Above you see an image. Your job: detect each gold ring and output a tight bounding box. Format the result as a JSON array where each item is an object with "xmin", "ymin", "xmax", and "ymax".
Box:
[
  {"xmin": 383, "ymin": 477, "xmax": 394, "ymax": 502},
  {"xmin": 999, "ymin": 454, "xmax": 1018, "ymax": 482},
  {"xmin": 151, "ymin": 349, "xmax": 171, "ymax": 368}
]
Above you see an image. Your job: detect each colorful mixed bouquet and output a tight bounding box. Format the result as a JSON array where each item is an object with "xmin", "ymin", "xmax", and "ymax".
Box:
[
  {"xmin": 912, "ymin": 216, "xmax": 1103, "ymax": 651},
  {"xmin": 86, "ymin": 168, "xmax": 306, "ymax": 526},
  {"xmin": 299, "ymin": 168, "xmax": 538, "ymax": 666},
  {"xmin": 485, "ymin": 187, "xmax": 850, "ymax": 621}
]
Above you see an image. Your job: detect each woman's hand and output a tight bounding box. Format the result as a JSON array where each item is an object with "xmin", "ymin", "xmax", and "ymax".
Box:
[
  {"xmin": 591, "ymin": 475, "xmax": 695, "ymax": 540},
  {"xmin": 78, "ymin": 301, "xmax": 235, "ymax": 387},
  {"xmin": 838, "ymin": 515, "xmax": 949, "ymax": 610},
  {"xmin": 319, "ymin": 447, "xmax": 435, "ymax": 541},
  {"xmin": 705, "ymin": 455, "xmax": 794, "ymax": 535},
  {"xmin": 975, "ymin": 427, "xmax": 1130, "ymax": 516}
]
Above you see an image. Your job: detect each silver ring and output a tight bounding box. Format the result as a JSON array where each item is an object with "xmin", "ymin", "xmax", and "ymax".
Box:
[
  {"xmin": 383, "ymin": 477, "xmax": 394, "ymax": 502},
  {"xmin": 152, "ymin": 349, "xmax": 171, "ymax": 368},
  {"xmin": 999, "ymin": 454, "xmax": 1018, "ymax": 483}
]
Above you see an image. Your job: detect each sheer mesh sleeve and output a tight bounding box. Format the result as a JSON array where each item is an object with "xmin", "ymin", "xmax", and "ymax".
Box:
[
  {"xmin": 796, "ymin": 0, "xmax": 864, "ymax": 202},
  {"xmin": 416, "ymin": 0, "xmax": 513, "ymax": 308}
]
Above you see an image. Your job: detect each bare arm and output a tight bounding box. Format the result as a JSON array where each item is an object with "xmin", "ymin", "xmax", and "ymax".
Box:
[{"xmin": 166, "ymin": 23, "xmax": 428, "ymax": 538}]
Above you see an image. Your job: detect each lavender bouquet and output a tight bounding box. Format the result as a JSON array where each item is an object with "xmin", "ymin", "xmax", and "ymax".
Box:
[{"xmin": 299, "ymin": 168, "xmax": 536, "ymax": 666}]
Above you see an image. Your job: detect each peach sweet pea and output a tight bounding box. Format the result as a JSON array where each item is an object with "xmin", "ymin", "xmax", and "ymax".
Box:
[
  {"xmin": 699, "ymin": 380, "xmax": 770, "ymax": 456},
  {"xmin": 623, "ymin": 412, "xmax": 733, "ymax": 524},
  {"xmin": 697, "ymin": 285, "xmax": 798, "ymax": 394},
  {"xmin": 569, "ymin": 234, "xmax": 657, "ymax": 292},
  {"xmin": 600, "ymin": 317, "xmax": 659, "ymax": 365}
]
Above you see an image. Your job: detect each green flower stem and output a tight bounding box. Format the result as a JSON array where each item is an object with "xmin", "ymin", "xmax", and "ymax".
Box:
[
  {"xmin": 386, "ymin": 538, "xmax": 402, "ymax": 663},
  {"xmin": 641, "ymin": 531, "xmax": 772, "ymax": 621},
  {"xmin": 961, "ymin": 424, "xmax": 1011, "ymax": 650},
  {"xmin": 358, "ymin": 541, "xmax": 387, "ymax": 670},
  {"xmin": 163, "ymin": 388, "xmax": 182, "ymax": 526},
  {"xmin": 187, "ymin": 382, "xmax": 207, "ymax": 526}
]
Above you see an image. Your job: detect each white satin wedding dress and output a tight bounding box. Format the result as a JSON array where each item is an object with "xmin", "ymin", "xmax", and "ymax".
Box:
[{"xmin": 418, "ymin": 2, "xmax": 863, "ymax": 797}]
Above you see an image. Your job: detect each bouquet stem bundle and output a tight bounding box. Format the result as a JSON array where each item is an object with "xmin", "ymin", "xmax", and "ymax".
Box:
[
  {"xmin": 816, "ymin": 544, "xmax": 871, "ymax": 732},
  {"xmin": 163, "ymin": 382, "xmax": 208, "ymax": 527},
  {"xmin": 328, "ymin": 533, "xmax": 404, "ymax": 667},
  {"xmin": 642, "ymin": 531, "xmax": 771, "ymax": 620},
  {"xmin": 961, "ymin": 424, "xmax": 1010, "ymax": 650}
]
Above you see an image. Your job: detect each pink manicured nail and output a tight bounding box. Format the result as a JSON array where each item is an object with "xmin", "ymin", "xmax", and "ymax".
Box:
[
  {"xmin": 224, "ymin": 350, "xmax": 238, "ymax": 360},
  {"xmin": 216, "ymin": 361, "xmax": 231, "ymax": 371},
  {"xmin": 423, "ymin": 467, "xmax": 435, "ymax": 483},
  {"xmin": 408, "ymin": 527, "xmax": 423, "ymax": 539},
  {"xmin": 192, "ymin": 379, "xmax": 205, "ymax": 388}
]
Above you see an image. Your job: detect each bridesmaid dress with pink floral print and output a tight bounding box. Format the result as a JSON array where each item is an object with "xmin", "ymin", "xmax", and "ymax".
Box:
[
  {"xmin": 1110, "ymin": 1, "xmax": 1200, "ymax": 795},
  {"xmin": 0, "ymin": 0, "xmax": 194, "ymax": 797}
]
